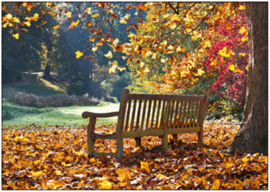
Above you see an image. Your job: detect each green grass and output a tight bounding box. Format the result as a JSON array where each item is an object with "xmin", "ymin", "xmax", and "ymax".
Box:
[
  {"xmin": 3, "ymin": 78, "xmax": 67, "ymax": 96},
  {"xmin": 2, "ymin": 100, "xmax": 119, "ymax": 128}
]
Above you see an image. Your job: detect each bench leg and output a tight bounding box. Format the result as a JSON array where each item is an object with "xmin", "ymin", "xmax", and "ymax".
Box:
[
  {"xmin": 173, "ymin": 134, "xmax": 178, "ymax": 142},
  {"xmin": 162, "ymin": 134, "xmax": 168, "ymax": 151},
  {"xmin": 135, "ymin": 137, "xmax": 141, "ymax": 147},
  {"xmin": 117, "ymin": 138, "xmax": 124, "ymax": 158},
  {"xmin": 87, "ymin": 116, "xmax": 96, "ymax": 157},
  {"xmin": 198, "ymin": 131, "xmax": 203, "ymax": 144}
]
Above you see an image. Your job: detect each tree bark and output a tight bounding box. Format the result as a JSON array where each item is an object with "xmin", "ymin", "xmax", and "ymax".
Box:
[
  {"xmin": 227, "ymin": 3, "xmax": 268, "ymax": 155},
  {"xmin": 42, "ymin": 34, "xmax": 56, "ymax": 81}
]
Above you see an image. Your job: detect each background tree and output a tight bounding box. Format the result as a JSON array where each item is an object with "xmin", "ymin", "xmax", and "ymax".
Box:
[{"xmin": 227, "ymin": 3, "xmax": 268, "ymax": 155}]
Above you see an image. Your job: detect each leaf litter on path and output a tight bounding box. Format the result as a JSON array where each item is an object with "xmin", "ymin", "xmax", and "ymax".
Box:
[{"xmin": 2, "ymin": 122, "xmax": 268, "ymax": 189}]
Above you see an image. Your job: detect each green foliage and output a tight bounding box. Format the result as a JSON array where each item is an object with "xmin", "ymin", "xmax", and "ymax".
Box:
[
  {"xmin": 111, "ymin": 72, "xmax": 131, "ymax": 100},
  {"xmin": 104, "ymin": 97, "xmax": 118, "ymax": 103},
  {"xmin": 2, "ymin": 3, "xmax": 59, "ymax": 84},
  {"xmin": 4, "ymin": 90, "xmax": 100, "ymax": 108}
]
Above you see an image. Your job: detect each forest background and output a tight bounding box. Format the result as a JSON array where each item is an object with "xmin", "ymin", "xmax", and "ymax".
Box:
[
  {"xmin": 2, "ymin": 2, "xmax": 268, "ymax": 190},
  {"xmin": 2, "ymin": 2, "xmax": 248, "ymax": 121}
]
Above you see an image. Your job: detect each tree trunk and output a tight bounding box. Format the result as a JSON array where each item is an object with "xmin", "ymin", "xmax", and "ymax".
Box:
[
  {"xmin": 227, "ymin": 3, "xmax": 268, "ymax": 155},
  {"xmin": 42, "ymin": 40, "xmax": 55, "ymax": 81}
]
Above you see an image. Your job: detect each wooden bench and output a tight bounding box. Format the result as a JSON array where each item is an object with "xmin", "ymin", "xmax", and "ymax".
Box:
[{"xmin": 82, "ymin": 89, "xmax": 208, "ymax": 158}]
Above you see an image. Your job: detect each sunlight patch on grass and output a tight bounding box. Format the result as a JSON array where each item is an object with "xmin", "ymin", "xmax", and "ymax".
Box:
[{"xmin": 3, "ymin": 102, "xmax": 119, "ymax": 127}]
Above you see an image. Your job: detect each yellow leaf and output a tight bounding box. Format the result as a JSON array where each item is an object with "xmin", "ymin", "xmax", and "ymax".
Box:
[
  {"xmin": 118, "ymin": 67, "xmax": 126, "ymax": 72},
  {"xmin": 92, "ymin": 46, "xmax": 98, "ymax": 52},
  {"xmin": 74, "ymin": 150, "xmax": 84, "ymax": 156},
  {"xmin": 143, "ymin": 67, "xmax": 150, "ymax": 73},
  {"xmin": 104, "ymin": 51, "xmax": 113, "ymax": 59},
  {"xmin": 33, "ymin": 13, "xmax": 39, "ymax": 20},
  {"xmin": 116, "ymin": 168, "xmax": 131, "ymax": 182},
  {"xmin": 98, "ymin": 181, "xmax": 112, "ymax": 190},
  {"xmin": 6, "ymin": 14, "xmax": 13, "ymax": 20},
  {"xmin": 161, "ymin": 59, "xmax": 166, "ymax": 63},
  {"xmin": 24, "ymin": 21, "xmax": 31, "ymax": 27},
  {"xmin": 12, "ymin": 17, "xmax": 20, "ymax": 23},
  {"xmin": 140, "ymin": 161, "xmax": 151, "ymax": 173},
  {"xmin": 229, "ymin": 65, "xmax": 236, "ymax": 72},
  {"xmin": 12, "ymin": 33, "xmax": 19, "ymax": 39},
  {"xmin": 239, "ymin": 27, "xmax": 247, "ymax": 34},
  {"xmin": 241, "ymin": 36, "xmax": 248, "ymax": 42},
  {"xmin": 140, "ymin": 61, "xmax": 145, "ymax": 68},
  {"xmin": 30, "ymin": 171, "xmax": 43, "ymax": 178},
  {"xmin": 73, "ymin": 19, "xmax": 80, "ymax": 27},
  {"xmin": 3, "ymin": 23, "xmax": 8, "ymax": 28},
  {"xmin": 239, "ymin": 53, "xmax": 246, "ymax": 56},
  {"xmin": 242, "ymin": 157, "xmax": 249, "ymax": 162},
  {"xmin": 239, "ymin": 5, "xmax": 245, "ymax": 10},
  {"xmin": 197, "ymin": 69, "xmax": 205, "ymax": 76},
  {"xmin": 212, "ymin": 179, "xmax": 221, "ymax": 190},
  {"xmin": 89, "ymin": 38, "xmax": 95, "ymax": 42},
  {"xmin": 53, "ymin": 25, "xmax": 59, "ymax": 29},
  {"xmin": 85, "ymin": 7, "xmax": 92, "ymax": 14},
  {"xmin": 176, "ymin": 46, "xmax": 181, "ymax": 52},
  {"xmin": 75, "ymin": 51, "xmax": 84, "ymax": 59},
  {"xmin": 92, "ymin": 13, "xmax": 100, "ymax": 18},
  {"xmin": 204, "ymin": 40, "xmax": 211, "ymax": 47},
  {"xmin": 160, "ymin": 40, "xmax": 167, "ymax": 47},
  {"xmin": 170, "ymin": 71, "xmax": 177, "ymax": 76},
  {"xmin": 109, "ymin": 60, "xmax": 118, "ymax": 74},
  {"xmin": 65, "ymin": 12, "xmax": 72, "ymax": 18},
  {"xmin": 55, "ymin": 170, "xmax": 63, "ymax": 176},
  {"xmin": 245, "ymin": 66, "xmax": 248, "ymax": 71},
  {"xmin": 61, "ymin": 162, "xmax": 72, "ymax": 167}
]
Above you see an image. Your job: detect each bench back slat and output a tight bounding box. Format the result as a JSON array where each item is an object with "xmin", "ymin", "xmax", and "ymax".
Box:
[
  {"xmin": 189, "ymin": 101, "xmax": 194, "ymax": 127},
  {"xmin": 119, "ymin": 89, "xmax": 208, "ymax": 135},
  {"xmin": 193, "ymin": 101, "xmax": 199, "ymax": 127},
  {"xmin": 135, "ymin": 100, "xmax": 142, "ymax": 131},
  {"xmin": 128, "ymin": 94, "xmax": 205, "ymax": 101},
  {"xmin": 155, "ymin": 100, "xmax": 162, "ymax": 130},
  {"xmin": 130, "ymin": 100, "xmax": 137, "ymax": 131},
  {"xmin": 124, "ymin": 99, "xmax": 131, "ymax": 132},
  {"xmin": 150, "ymin": 100, "xmax": 157, "ymax": 130},
  {"xmin": 140, "ymin": 100, "xmax": 147, "ymax": 131}
]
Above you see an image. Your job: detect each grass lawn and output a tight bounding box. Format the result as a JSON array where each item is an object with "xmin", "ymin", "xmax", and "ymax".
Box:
[
  {"xmin": 3, "ymin": 78, "xmax": 67, "ymax": 96},
  {"xmin": 2, "ymin": 100, "xmax": 119, "ymax": 128}
]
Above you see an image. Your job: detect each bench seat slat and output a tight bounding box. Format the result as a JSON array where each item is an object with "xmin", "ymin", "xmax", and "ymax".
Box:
[
  {"xmin": 167, "ymin": 127, "xmax": 200, "ymax": 134},
  {"xmin": 93, "ymin": 152, "xmax": 117, "ymax": 157},
  {"xmin": 92, "ymin": 133, "xmax": 117, "ymax": 139},
  {"xmin": 122, "ymin": 129, "xmax": 164, "ymax": 138}
]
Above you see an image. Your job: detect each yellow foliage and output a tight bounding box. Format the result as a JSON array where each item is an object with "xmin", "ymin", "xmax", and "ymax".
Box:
[{"xmin": 75, "ymin": 51, "xmax": 83, "ymax": 59}]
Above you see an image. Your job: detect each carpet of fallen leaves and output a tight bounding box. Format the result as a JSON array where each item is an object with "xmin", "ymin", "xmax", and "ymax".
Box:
[{"xmin": 2, "ymin": 122, "xmax": 268, "ymax": 190}]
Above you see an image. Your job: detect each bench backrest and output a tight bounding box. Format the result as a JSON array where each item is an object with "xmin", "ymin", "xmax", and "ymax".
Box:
[{"xmin": 116, "ymin": 89, "xmax": 208, "ymax": 137}]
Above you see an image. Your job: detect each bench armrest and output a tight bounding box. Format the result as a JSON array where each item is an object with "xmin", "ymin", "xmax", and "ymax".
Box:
[{"xmin": 82, "ymin": 111, "xmax": 119, "ymax": 118}]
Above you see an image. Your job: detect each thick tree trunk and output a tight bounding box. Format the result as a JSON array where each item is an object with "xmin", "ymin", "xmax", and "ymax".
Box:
[
  {"xmin": 43, "ymin": 63, "xmax": 53, "ymax": 80},
  {"xmin": 227, "ymin": 3, "xmax": 268, "ymax": 155},
  {"xmin": 42, "ymin": 39, "xmax": 56, "ymax": 81}
]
